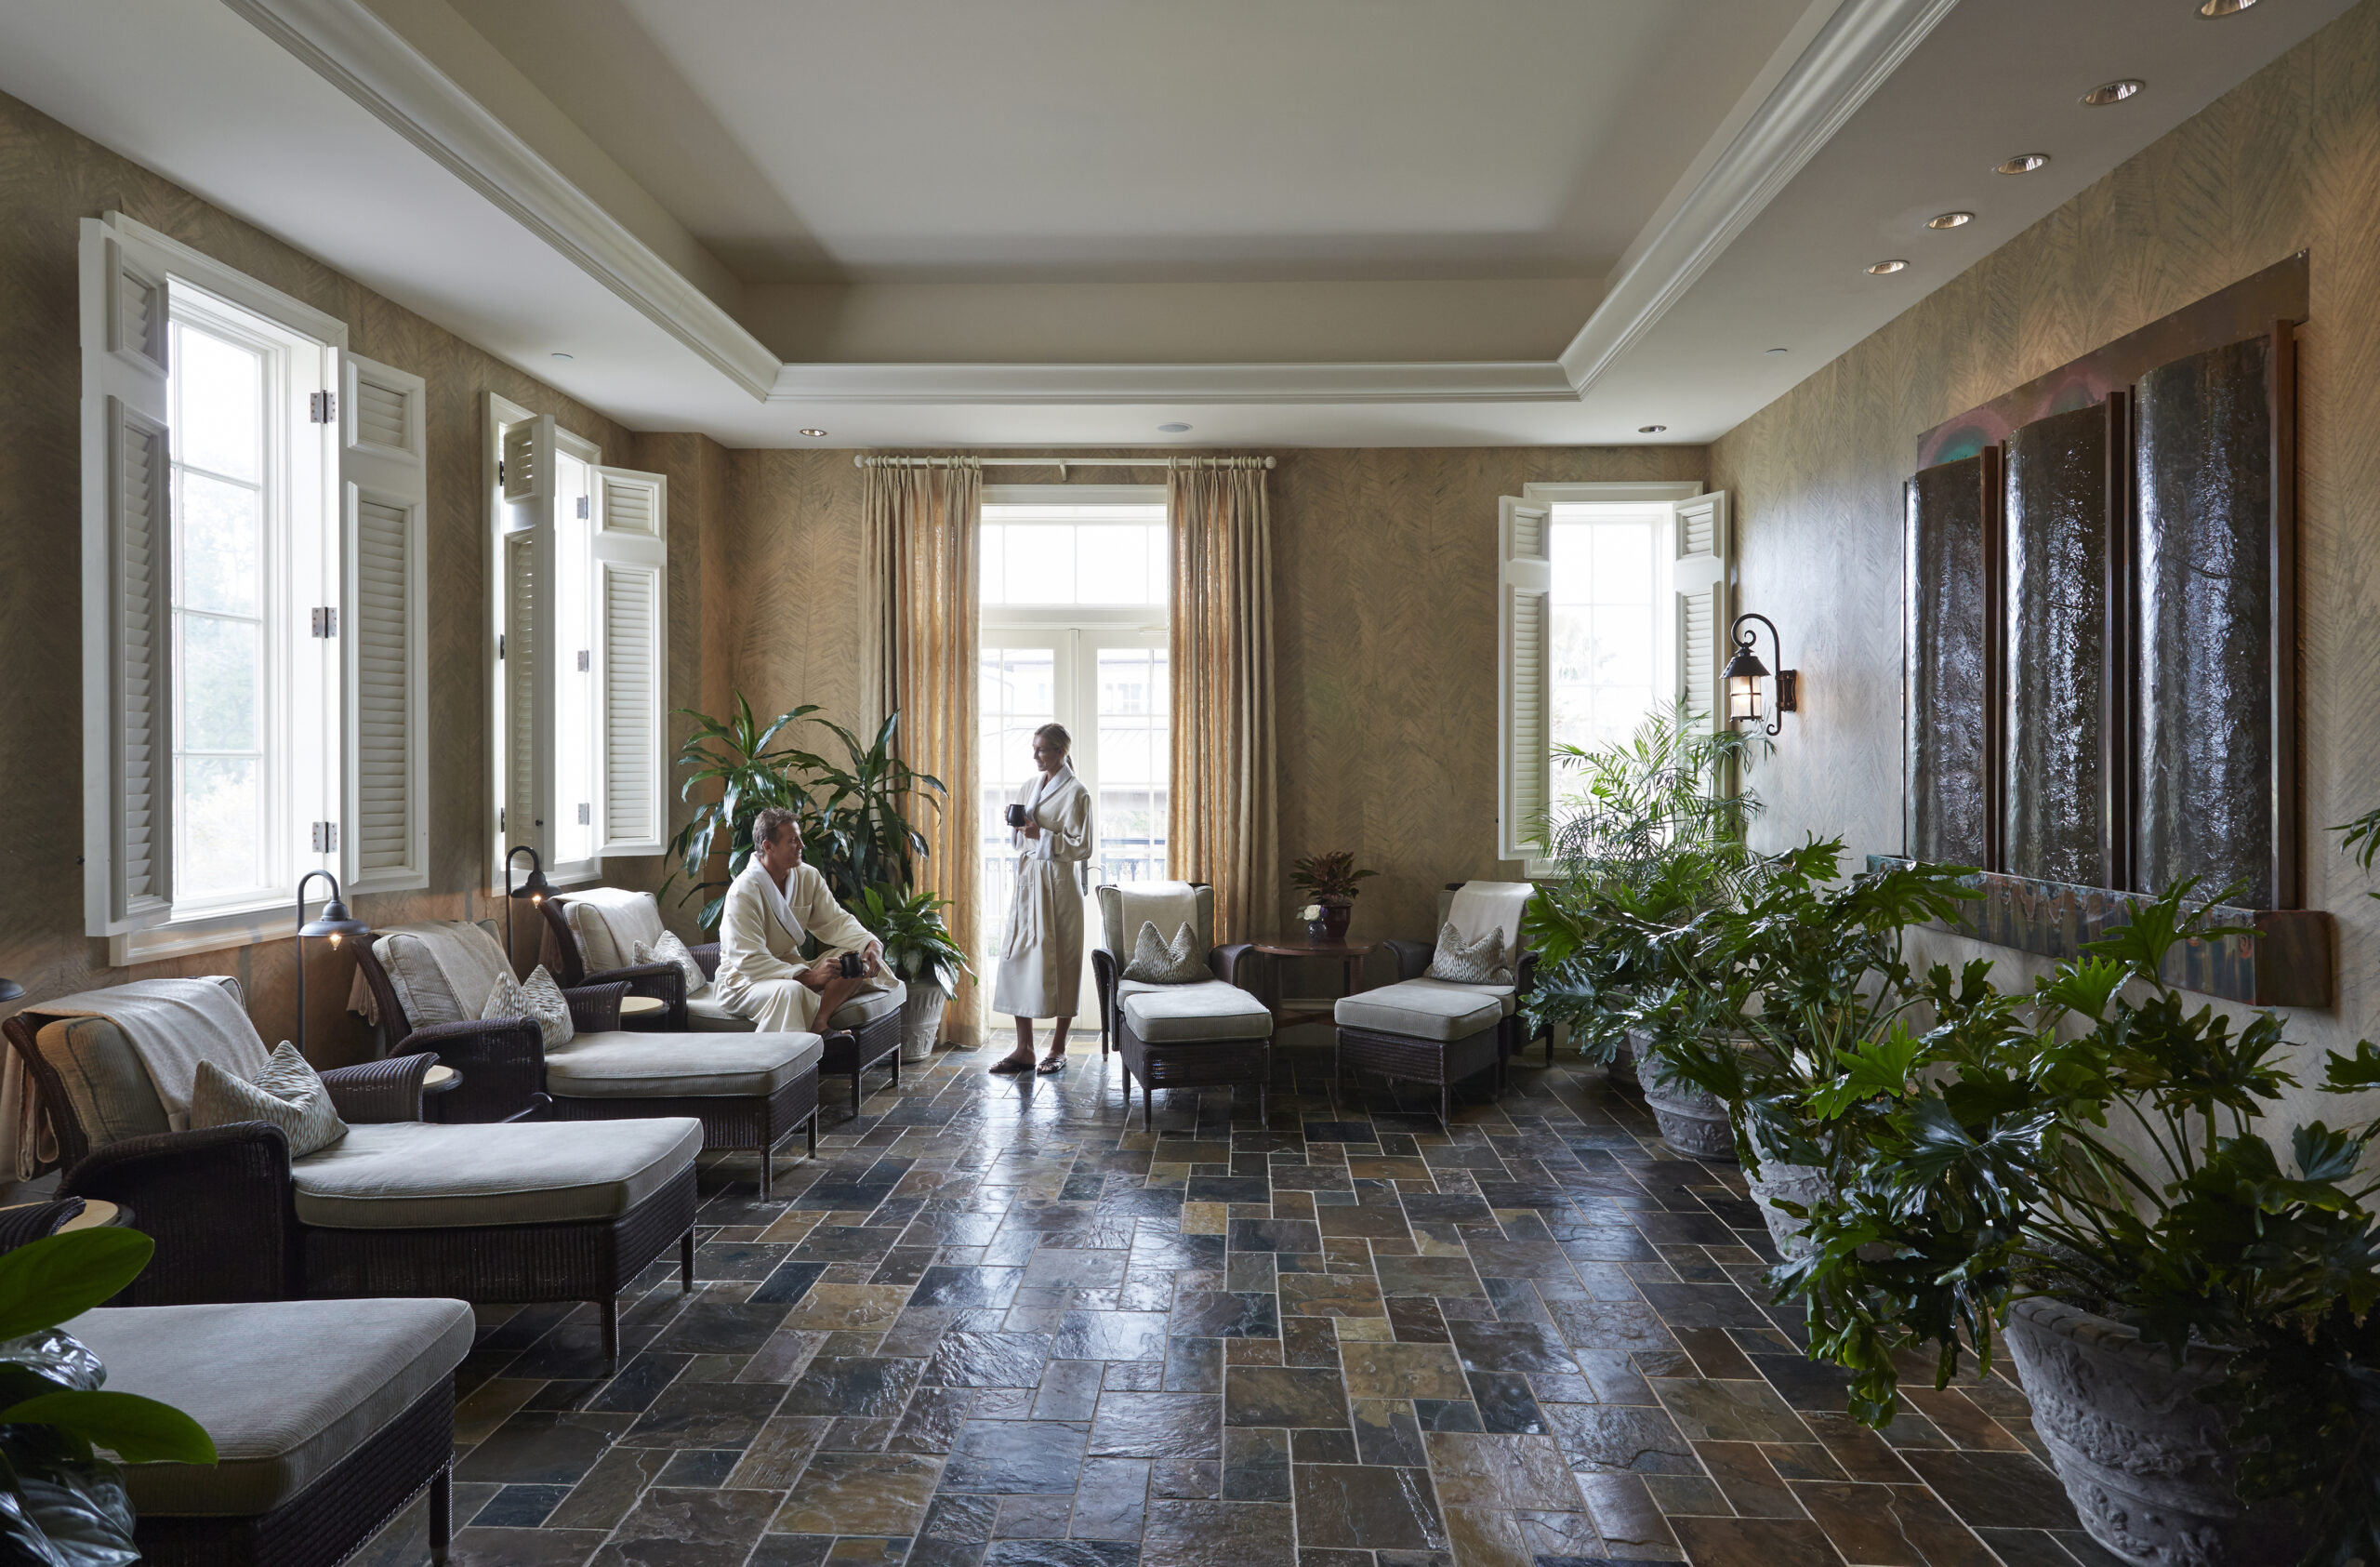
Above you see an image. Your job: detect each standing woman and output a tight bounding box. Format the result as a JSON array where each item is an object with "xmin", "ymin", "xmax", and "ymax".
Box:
[{"xmin": 989, "ymin": 723, "xmax": 1094, "ymax": 1074}]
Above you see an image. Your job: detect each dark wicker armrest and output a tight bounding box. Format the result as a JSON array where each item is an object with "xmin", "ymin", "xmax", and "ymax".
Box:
[
  {"xmin": 317, "ymin": 1052, "xmax": 435, "ymax": 1123},
  {"xmin": 1091, "ymin": 948, "xmax": 1119, "ymax": 1036},
  {"xmin": 585, "ymin": 961, "xmax": 686, "ymax": 1030},
  {"xmin": 692, "ymin": 943, "xmax": 721, "ymax": 981},
  {"xmin": 63, "ymin": 1124, "xmax": 296, "ymax": 1305},
  {"xmin": 1382, "ymin": 938, "xmax": 1435, "ymax": 981},
  {"xmin": 566, "ymin": 981, "xmax": 628, "ymax": 1032},
  {"xmin": 396, "ymin": 1017, "xmax": 546, "ymax": 1123},
  {"xmin": 1209, "ymin": 943, "xmax": 1259, "ymax": 990},
  {"xmin": 0, "ymin": 1199, "xmax": 86, "ymax": 1254},
  {"xmin": 1514, "ymin": 950, "xmax": 1540, "ymax": 997}
]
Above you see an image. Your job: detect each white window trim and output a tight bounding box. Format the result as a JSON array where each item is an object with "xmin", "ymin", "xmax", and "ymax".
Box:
[
  {"xmin": 85, "ymin": 213, "xmax": 356, "ymax": 966},
  {"xmin": 1503, "ymin": 480, "xmax": 1705, "ymax": 880}
]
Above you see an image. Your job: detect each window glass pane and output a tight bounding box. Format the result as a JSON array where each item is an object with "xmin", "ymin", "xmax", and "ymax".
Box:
[
  {"xmin": 178, "ymin": 756, "xmax": 264, "ymax": 898},
  {"xmin": 1549, "ymin": 508, "xmax": 1665, "ymax": 804},
  {"xmin": 977, "ymin": 645, "xmax": 1058, "ymax": 957},
  {"xmin": 1094, "ymin": 646, "xmax": 1168, "ymax": 887},
  {"xmin": 180, "ymin": 615, "xmax": 261, "ymax": 752},
  {"xmin": 1077, "ymin": 526, "xmax": 1145, "ymax": 604},
  {"xmin": 174, "ymin": 326, "xmax": 263, "ymax": 483},
  {"xmin": 179, "ymin": 472, "xmax": 262, "ymax": 617},
  {"xmin": 979, "ymin": 525, "xmax": 1007, "ymax": 605},
  {"xmin": 1004, "ymin": 525, "xmax": 1076, "ymax": 604},
  {"xmin": 977, "ymin": 503, "xmax": 1167, "ymax": 607}
]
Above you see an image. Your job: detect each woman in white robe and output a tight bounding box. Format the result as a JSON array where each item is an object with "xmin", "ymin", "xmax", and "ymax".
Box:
[
  {"xmin": 989, "ymin": 724, "xmax": 1094, "ymax": 1074},
  {"xmin": 715, "ymin": 806, "xmax": 899, "ymax": 1033}
]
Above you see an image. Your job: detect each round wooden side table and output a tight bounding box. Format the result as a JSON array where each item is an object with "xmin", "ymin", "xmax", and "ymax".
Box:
[
  {"xmin": 619, "ymin": 994, "xmax": 666, "ymax": 1025},
  {"xmin": 1250, "ymin": 935, "xmax": 1379, "ymax": 1032}
]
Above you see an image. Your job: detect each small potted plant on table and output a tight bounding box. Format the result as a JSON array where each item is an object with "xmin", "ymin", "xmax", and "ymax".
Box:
[{"xmin": 1290, "ymin": 852, "xmax": 1377, "ymax": 943}]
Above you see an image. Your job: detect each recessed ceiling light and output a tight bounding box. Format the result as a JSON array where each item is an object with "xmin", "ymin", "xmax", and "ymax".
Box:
[
  {"xmin": 1868, "ymin": 259, "xmax": 1909, "ymax": 275},
  {"xmin": 799, "ymin": 428, "xmax": 828, "ymax": 437},
  {"xmin": 549, "ymin": 352, "xmax": 574, "ymax": 361},
  {"xmin": 2199, "ymin": 0, "xmax": 2258, "ymax": 15},
  {"xmin": 1157, "ymin": 422, "xmax": 1192, "ymax": 433},
  {"xmin": 1927, "ymin": 210, "xmax": 1975, "ymax": 230},
  {"xmin": 1638, "ymin": 425, "xmax": 1667, "ymax": 434},
  {"xmin": 2082, "ymin": 79, "xmax": 2145, "ymax": 106},
  {"xmin": 1995, "ymin": 153, "xmax": 2051, "ymax": 175},
  {"xmin": 1765, "ymin": 347, "xmax": 1790, "ymax": 355}
]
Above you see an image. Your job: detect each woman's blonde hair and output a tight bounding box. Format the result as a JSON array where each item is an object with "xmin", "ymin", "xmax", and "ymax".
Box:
[{"xmin": 1033, "ymin": 723, "xmax": 1072, "ymax": 757}]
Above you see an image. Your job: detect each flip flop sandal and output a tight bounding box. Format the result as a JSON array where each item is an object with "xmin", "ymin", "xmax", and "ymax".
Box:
[
  {"xmin": 1035, "ymin": 1056, "xmax": 1067, "ymax": 1074},
  {"xmin": 987, "ymin": 1056, "xmax": 1036, "ymax": 1075}
]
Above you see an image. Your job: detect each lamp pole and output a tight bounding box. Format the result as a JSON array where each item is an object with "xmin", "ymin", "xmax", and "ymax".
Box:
[
  {"xmin": 505, "ymin": 845, "xmax": 553, "ymax": 976},
  {"xmin": 294, "ymin": 870, "xmax": 370, "ymax": 1055}
]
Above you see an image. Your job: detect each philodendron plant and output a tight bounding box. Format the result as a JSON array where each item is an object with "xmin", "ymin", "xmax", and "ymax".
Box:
[
  {"xmin": 1773, "ymin": 881, "xmax": 2380, "ymax": 1565},
  {"xmin": 853, "ymin": 884, "xmax": 973, "ymax": 997},
  {"xmin": 0, "ymin": 1227, "xmax": 217, "ymax": 1565}
]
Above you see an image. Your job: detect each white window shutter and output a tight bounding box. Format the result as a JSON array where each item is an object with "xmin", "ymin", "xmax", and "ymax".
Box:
[
  {"xmin": 592, "ymin": 466, "xmax": 668, "ymax": 856},
  {"xmin": 338, "ymin": 352, "xmax": 429, "ymax": 893},
  {"xmin": 80, "ymin": 222, "xmax": 175, "ymax": 936},
  {"xmin": 1497, "ymin": 495, "xmax": 1553, "ymax": 863},
  {"xmin": 1672, "ymin": 491, "xmax": 1730, "ymax": 731},
  {"xmin": 496, "ymin": 416, "xmax": 558, "ymax": 874},
  {"xmin": 501, "ymin": 416, "xmax": 546, "ymax": 504}
]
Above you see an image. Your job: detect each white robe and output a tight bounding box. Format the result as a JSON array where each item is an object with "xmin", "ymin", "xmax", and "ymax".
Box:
[
  {"xmin": 993, "ymin": 764, "xmax": 1094, "ymax": 1019},
  {"xmin": 715, "ymin": 859, "xmax": 899, "ymax": 1033}
]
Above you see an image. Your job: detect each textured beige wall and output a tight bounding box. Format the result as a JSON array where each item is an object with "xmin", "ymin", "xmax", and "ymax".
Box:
[
  {"xmin": 1709, "ymin": 1, "xmax": 2380, "ymax": 1109},
  {"xmin": 0, "ymin": 88, "xmax": 634, "ymax": 1065}
]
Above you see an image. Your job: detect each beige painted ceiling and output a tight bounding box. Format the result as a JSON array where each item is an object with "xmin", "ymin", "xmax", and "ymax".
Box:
[{"xmin": 442, "ymin": 0, "xmax": 1818, "ymax": 286}]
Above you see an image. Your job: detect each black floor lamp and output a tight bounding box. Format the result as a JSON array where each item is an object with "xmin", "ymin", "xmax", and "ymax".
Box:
[
  {"xmin": 505, "ymin": 845, "xmax": 552, "ymax": 973},
  {"xmin": 295, "ymin": 870, "xmax": 369, "ymax": 1056}
]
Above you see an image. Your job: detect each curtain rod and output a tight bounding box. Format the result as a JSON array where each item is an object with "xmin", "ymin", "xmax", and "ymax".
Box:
[{"xmin": 853, "ymin": 454, "xmax": 1273, "ymax": 471}]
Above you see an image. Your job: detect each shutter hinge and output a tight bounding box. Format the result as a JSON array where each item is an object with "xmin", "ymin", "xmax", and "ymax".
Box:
[
  {"xmin": 577, "ymin": 803, "xmax": 591, "ymax": 826},
  {"xmin": 497, "ymin": 632, "xmax": 506, "ymax": 660},
  {"xmin": 576, "ymin": 649, "xmax": 590, "ymax": 672},
  {"xmin": 575, "ymin": 496, "xmax": 589, "ymax": 520},
  {"xmin": 311, "ymin": 821, "xmax": 339, "ymax": 853},
  {"xmin": 310, "ymin": 607, "xmax": 337, "ymax": 637},
  {"xmin": 309, "ymin": 391, "xmax": 336, "ymax": 424},
  {"xmin": 498, "ymin": 807, "xmax": 507, "ymax": 832},
  {"xmin": 496, "ymin": 459, "xmax": 506, "ymax": 486}
]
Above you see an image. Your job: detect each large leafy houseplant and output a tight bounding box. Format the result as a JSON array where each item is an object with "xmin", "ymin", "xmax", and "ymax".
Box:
[
  {"xmin": 0, "ymin": 1227, "xmax": 217, "ymax": 1566},
  {"xmin": 852, "ymin": 885, "xmax": 973, "ymax": 996},
  {"xmin": 1775, "ymin": 880, "xmax": 2380, "ymax": 1565}
]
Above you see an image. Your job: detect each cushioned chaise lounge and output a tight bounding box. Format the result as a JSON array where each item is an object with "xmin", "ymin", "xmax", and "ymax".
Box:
[
  {"xmin": 358, "ymin": 919, "xmax": 821, "ymax": 1197},
  {"xmin": 542, "ymin": 888, "xmax": 906, "ymax": 1113},
  {"xmin": 1090, "ymin": 882, "xmax": 1275, "ymax": 1129},
  {"xmin": 4, "ymin": 976, "xmax": 699, "ymax": 1371},
  {"xmin": 1333, "ymin": 880, "xmax": 1540, "ymax": 1124}
]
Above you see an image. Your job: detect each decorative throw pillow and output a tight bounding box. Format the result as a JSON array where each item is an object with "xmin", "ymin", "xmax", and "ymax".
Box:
[
  {"xmin": 482, "ymin": 964, "xmax": 575, "ymax": 1050},
  {"xmin": 633, "ymin": 930, "xmax": 709, "ymax": 999},
  {"xmin": 1122, "ymin": 921, "xmax": 1207, "ymax": 984},
  {"xmin": 190, "ymin": 1042, "xmax": 348, "ymax": 1158},
  {"xmin": 1424, "ymin": 921, "xmax": 1514, "ymax": 986}
]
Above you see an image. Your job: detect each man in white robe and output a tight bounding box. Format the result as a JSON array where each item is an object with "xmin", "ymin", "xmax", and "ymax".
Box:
[{"xmin": 715, "ymin": 806, "xmax": 902, "ymax": 1033}]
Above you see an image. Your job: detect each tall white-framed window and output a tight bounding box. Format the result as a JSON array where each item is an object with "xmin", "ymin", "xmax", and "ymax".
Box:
[
  {"xmin": 1496, "ymin": 481, "xmax": 1726, "ymax": 872},
  {"xmin": 979, "ymin": 486, "xmax": 1170, "ymax": 1014},
  {"xmin": 486, "ymin": 400, "xmax": 668, "ymax": 895},
  {"xmin": 80, "ymin": 211, "xmax": 427, "ymax": 963}
]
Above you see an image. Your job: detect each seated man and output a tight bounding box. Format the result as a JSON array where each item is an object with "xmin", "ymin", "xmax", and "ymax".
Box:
[{"xmin": 716, "ymin": 805, "xmax": 898, "ymax": 1032}]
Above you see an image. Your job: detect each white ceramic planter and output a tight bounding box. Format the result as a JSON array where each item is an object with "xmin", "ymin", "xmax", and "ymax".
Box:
[
  {"xmin": 1640, "ymin": 1062, "xmax": 1734, "ymax": 1161},
  {"xmin": 898, "ymin": 988, "xmax": 948, "ymax": 1064},
  {"xmin": 1743, "ymin": 1130, "xmax": 1829, "ymax": 1259}
]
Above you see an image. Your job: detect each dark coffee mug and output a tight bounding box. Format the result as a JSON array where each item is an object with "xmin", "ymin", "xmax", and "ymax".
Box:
[
  {"xmin": 838, "ymin": 951, "xmax": 865, "ymax": 979},
  {"xmin": 1005, "ymin": 803, "xmax": 1030, "ymax": 828}
]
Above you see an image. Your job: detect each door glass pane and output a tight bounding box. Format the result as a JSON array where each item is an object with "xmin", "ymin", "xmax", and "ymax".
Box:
[
  {"xmin": 978, "ymin": 645, "xmax": 1057, "ymax": 954},
  {"xmin": 1095, "ymin": 646, "xmax": 1168, "ymax": 887}
]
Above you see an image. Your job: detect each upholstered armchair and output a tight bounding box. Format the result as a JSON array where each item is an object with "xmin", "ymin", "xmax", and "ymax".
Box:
[
  {"xmin": 4, "ymin": 976, "xmax": 699, "ymax": 1370},
  {"xmin": 1333, "ymin": 880, "xmax": 1540, "ymax": 1123},
  {"xmin": 539, "ymin": 887, "xmax": 695, "ymax": 1030},
  {"xmin": 1091, "ymin": 881, "xmax": 1276, "ymax": 1128},
  {"xmin": 1371, "ymin": 881, "xmax": 1545, "ymax": 1064}
]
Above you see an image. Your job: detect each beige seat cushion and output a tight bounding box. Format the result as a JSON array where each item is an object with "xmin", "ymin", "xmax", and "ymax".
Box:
[
  {"xmin": 1121, "ymin": 981, "xmax": 1272, "ymax": 1043},
  {"xmin": 832, "ymin": 983, "xmax": 906, "ymax": 1029},
  {"xmin": 564, "ymin": 889, "xmax": 668, "ymax": 976},
  {"xmin": 685, "ymin": 983, "xmax": 903, "ymax": 1033},
  {"xmin": 686, "ymin": 995, "xmax": 757, "ymax": 1033},
  {"xmin": 545, "ymin": 1029, "xmax": 821, "ymax": 1099},
  {"xmin": 368, "ymin": 922, "xmax": 515, "ymax": 1029},
  {"xmin": 1399, "ymin": 976, "xmax": 1517, "ymax": 1017},
  {"xmin": 1335, "ymin": 979, "xmax": 1504, "ymax": 1042},
  {"xmin": 291, "ymin": 1117, "xmax": 700, "ymax": 1228},
  {"xmin": 71, "ymin": 1296, "xmax": 472, "ymax": 1517}
]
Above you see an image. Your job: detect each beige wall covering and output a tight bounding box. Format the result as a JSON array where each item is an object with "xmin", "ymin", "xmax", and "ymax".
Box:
[
  {"xmin": 0, "ymin": 87, "xmax": 641, "ymax": 1068},
  {"xmin": 1710, "ymin": 0, "xmax": 2380, "ymax": 1115}
]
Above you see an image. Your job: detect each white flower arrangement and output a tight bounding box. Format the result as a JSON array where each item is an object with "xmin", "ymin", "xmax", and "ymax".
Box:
[{"xmin": 1298, "ymin": 903, "xmax": 1323, "ymax": 922}]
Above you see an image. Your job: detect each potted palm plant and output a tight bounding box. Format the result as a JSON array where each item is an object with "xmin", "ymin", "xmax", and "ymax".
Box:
[
  {"xmin": 853, "ymin": 885, "xmax": 973, "ymax": 1063},
  {"xmin": 1289, "ymin": 852, "xmax": 1378, "ymax": 943}
]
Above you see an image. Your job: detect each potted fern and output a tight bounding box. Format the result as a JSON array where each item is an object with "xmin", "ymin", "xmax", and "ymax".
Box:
[{"xmin": 853, "ymin": 885, "xmax": 973, "ymax": 1063}]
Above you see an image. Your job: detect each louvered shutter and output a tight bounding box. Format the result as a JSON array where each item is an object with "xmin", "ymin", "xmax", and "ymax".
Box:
[
  {"xmin": 339, "ymin": 352, "xmax": 429, "ymax": 892},
  {"xmin": 592, "ymin": 466, "xmax": 668, "ymax": 856},
  {"xmin": 80, "ymin": 223, "xmax": 176, "ymax": 936},
  {"xmin": 1497, "ymin": 496, "xmax": 1553, "ymax": 863},
  {"xmin": 1672, "ymin": 492, "xmax": 1730, "ymax": 731}
]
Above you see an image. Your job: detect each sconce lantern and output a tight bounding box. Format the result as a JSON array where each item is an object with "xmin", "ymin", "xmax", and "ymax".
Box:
[
  {"xmin": 505, "ymin": 844, "xmax": 552, "ymax": 968},
  {"xmin": 294, "ymin": 870, "xmax": 370, "ymax": 1054},
  {"xmin": 1723, "ymin": 613, "xmax": 1799, "ymax": 737}
]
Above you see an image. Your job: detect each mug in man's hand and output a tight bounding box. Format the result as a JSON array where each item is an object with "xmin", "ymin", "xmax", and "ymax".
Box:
[
  {"xmin": 1005, "ymin": 803, "xmax": 1030, "ymax": 829},
  {"xmin": 838, "ymin": 951, "xmax": 866, "ymax": 979}
]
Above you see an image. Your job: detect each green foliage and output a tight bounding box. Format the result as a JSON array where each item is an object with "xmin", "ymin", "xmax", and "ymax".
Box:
[
  {"xmin": 852, "ymin": 884, "xmax": 974, "ymax": 996},
  {"xmin": 1289, "ymin": 852, "xmax": 1378, "ymax": 903},
  {"xmin": 0, "ymin": 1228, "xmax": 217, "ymax": 1567},
  {"xmin": 662, "ymin": 695, "xmax": 946, "ymax": 928}
]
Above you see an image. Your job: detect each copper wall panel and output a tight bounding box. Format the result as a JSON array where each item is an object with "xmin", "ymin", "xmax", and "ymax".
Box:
[{"xmin": 1904, "ymin": 452, "xmax": 2001, "ymax": 869}]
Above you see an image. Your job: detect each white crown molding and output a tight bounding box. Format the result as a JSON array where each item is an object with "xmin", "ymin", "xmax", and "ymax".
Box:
[
  {"xmin": 220, "ymin": 0, "xmax": 783, "ymax": 399},
  {"xmin": 1555, "ymin": 0, "xmax": 1961, "ymax": 393},
  {"xmin": 768, "ymin": 360, "xmax": 1579, "ymax": 406}
]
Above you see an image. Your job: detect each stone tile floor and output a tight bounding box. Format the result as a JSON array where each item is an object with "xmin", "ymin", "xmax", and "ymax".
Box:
[{"xmin": 355, "ymin": 1037, "xmax": 2121, "ymax": 1567}]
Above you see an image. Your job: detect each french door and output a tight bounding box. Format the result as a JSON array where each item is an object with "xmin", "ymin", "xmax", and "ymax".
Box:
[{"xmin": 979, "ymin": 618, "xmax": 1170, "ymax": 1017}]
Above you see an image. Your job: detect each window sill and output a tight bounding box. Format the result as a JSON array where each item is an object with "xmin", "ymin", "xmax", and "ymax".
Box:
[{"xmin": 110, "ymin": 904, "xmax": 298, "ymax": 968}]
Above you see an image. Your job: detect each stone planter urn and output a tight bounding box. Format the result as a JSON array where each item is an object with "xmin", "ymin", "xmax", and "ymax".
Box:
[
  {"xmin": 1640, "ymin": 1059, "xmax": 1734, "ymax": 1161},
  {"xmin": 898, "ymin": 987, "xmax": 949, "ymax": 1065},
  {"xmin": 1743, "ymin": 1130, "xmax": 1830, "ymax": 1259},
  {"xmin": 2000, "ymin": 1296, "xmax": 2306, "ymax": 1567},
  {"xmin": 1609, "ymin": 1026, "xmax": 1645, "ymax": 1085}
]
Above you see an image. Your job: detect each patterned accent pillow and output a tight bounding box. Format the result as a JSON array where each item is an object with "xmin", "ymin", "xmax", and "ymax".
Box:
[
  {"xmin": 482, "ymin": 963, "xmax": 575, "ymax": 1050},
  {"xmin": 633, "ymin": 930, "xmax": 710, "ymax": 999},
  {"xmin": 1122, "ymin": 921, "xmax": 1207, "ymax": 984},
  {"xmin": 1424, "ymin": 921, "xmax": 1514, "ymax": 986},
  {"xmin": 191, "ymin": 1041, "xmax": 349, "ymax": 1158}
]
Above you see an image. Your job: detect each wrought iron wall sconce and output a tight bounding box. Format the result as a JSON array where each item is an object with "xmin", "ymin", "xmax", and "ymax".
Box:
[
  {"xmin": 1724, "ymin": 612, "xmax": 1799, "ymax": 736},
  {"xmin": 295, "ymin": 870, "xmax": 370, "ymax": 1054},
  {"xmin": 505, "ymin": 844, "xmax": 553, "ymax": 970}
]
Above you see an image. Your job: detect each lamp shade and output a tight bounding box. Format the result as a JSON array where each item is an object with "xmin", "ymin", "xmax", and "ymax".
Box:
[
  {"xmin": 298, "ymin": 897, "xmax": 371, "ymax": 948},
  {"xmin": 510, "ymin": 865, "xmax": 553, "ymax": 903},
  {"xmin": 0, "ymin": 978, "xmax": 21, "ymax": 1003},
  {"xmin": 1722, "ymin": 641, "xmax": 1769, "ymax": 724}
]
